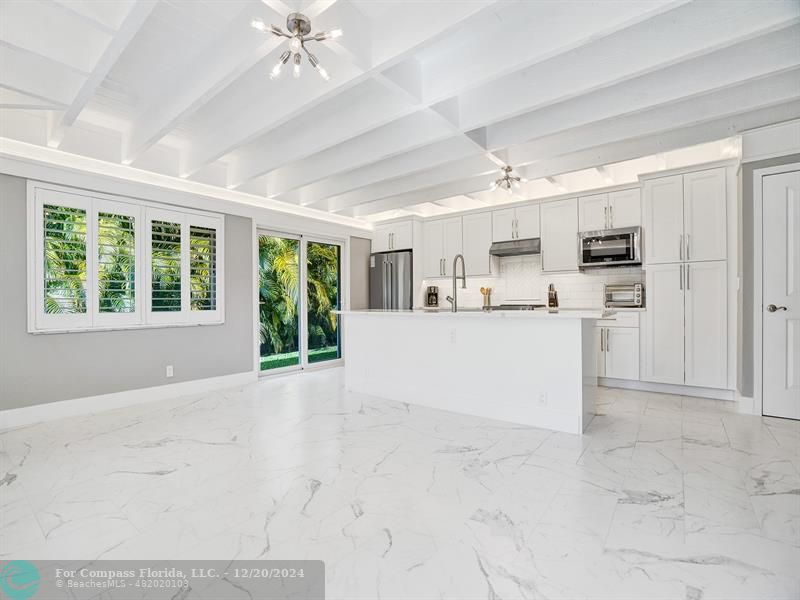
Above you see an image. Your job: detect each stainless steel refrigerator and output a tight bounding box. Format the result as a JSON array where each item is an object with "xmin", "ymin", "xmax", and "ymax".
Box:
[{"xmin": 369, "ymin": 250, "xmax": 413, "ymax": 309}]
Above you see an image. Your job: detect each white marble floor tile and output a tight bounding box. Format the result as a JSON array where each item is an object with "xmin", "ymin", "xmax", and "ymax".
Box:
[{"xmin": 1, "ymin": 369, "xmax": 798, "ymax": 599}]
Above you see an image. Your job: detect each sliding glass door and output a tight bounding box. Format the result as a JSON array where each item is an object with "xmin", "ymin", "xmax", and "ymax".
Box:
[
  {"xmin": 258, "ymin": 231, "xmax": 342, "ymax": 374},
  {"xmin": 258, "ymin": 233, "xmax": 300, "ymax": 372},
  {"xmin": 306, "ymin": 240, "xmax": 341, "ymax": 364}
]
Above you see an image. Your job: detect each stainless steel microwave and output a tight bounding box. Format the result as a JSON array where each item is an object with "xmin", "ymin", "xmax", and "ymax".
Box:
[{"xmin": 578, "ymin": 226, "xmax": 641, "ymax": 268}]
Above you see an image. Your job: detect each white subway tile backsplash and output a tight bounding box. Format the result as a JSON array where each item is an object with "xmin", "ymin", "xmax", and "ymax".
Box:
[{"xmin": 421, "ymin": 256, "xmax": 643, "ymax": 309}]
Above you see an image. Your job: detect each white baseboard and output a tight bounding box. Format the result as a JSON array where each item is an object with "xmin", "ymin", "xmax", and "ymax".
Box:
[
  {"xmin": 0, "ymin": 371, "xmax": 258, "ymax": 430},
  {"xmin": 599, "ymin": 377, "xmax": 736, "ymax": 401}
]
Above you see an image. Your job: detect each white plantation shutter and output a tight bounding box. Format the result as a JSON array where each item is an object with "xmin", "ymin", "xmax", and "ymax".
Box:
[
  {"xmin": 93, "ymin": 199, "xmax": 142, "ymax": 326},
  {"xmin": 30, "ymin": 183, "xmax": 224, "ymax": 332},
  {"xmin": 188, "ymin": 215, "xmax": 223, "ymax": 322}
]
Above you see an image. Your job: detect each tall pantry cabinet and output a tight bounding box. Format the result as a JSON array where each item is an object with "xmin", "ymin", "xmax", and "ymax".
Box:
[{"xmin": 641, "ymin": 168, "xmax": 728, "ymax": 389}]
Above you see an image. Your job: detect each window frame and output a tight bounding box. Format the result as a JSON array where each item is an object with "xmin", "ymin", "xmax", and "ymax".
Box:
[{"xmin": 28, "ymin": 181, "xmax": 225, "ymax": 334}]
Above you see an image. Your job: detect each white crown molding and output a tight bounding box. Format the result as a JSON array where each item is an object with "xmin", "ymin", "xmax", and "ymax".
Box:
[
  {"xmin": 0, "ymin": 370, "xmax": 258, "ymax": 430},
  {"xmin": 0, "ymin": 137, "xmax": 373, "ymax": 236}
]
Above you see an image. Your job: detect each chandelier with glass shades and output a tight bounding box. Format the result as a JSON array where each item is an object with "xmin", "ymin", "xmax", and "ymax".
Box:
[
  {"xmin": 251, "ymin": 13, "xmax": 342, "ymax": 81},
  {"xmin": 490, "ymin": 166, "xmax": 524, "ymax": 194}
]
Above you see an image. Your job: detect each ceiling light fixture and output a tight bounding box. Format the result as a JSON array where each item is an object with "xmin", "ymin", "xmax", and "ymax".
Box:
[
  {"xmin": 490, "ymin": 166, "xmax": 523, "ymax": 195},
  {"xmin": 252, "ymin": 13, "xmax": 340, "ymax": 81}
]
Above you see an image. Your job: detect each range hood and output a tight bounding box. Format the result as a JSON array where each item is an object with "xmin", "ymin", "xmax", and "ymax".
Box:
[{"xmin": 489, "ymin": 237, "xmax": 541, "ymax": 257}]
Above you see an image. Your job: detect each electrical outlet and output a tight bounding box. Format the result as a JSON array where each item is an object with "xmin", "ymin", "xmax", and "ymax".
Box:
[
  {"xmin": 449, "ymin": 329, "xmax": 456, "ymax": 344},
  {"xmin": 537, "ymin": 392, "xmax": 547, "ymax": 406},
  {"xmin": 166, "ymin": 365, "xmax": 174, "ymax": 378}
]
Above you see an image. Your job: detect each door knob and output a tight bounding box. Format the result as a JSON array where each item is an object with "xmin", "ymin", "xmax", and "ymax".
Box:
[{"xmin": 767, "ymin": 304, "xmax": 788, "ymax": 312}]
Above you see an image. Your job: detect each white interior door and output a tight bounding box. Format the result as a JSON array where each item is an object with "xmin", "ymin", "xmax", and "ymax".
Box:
[{"xmin": 763, "ymin": 170, "xmax": 800, "ymax": 419}]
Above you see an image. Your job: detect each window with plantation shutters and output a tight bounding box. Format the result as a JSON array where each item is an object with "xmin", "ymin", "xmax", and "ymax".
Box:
[{"xmin": 29, "ymin": 182, "xmax": 224, "ymax": 332}]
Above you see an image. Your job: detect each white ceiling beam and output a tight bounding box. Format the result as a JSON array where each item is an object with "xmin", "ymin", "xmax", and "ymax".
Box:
[
  {"xmin": 227, "ymin": 81, "xmax": 416, "ymax": 187},
  {"xmin": 456, "ymin": 1, "xmax": 800, "ymax": 135},
  {"xmin": 123, "ymin": 4, "xmax": 290, "ymax": 164},
  {"xmin": 0, "ymin": 44, "xmax": 85, "ymax": 106},
  {"xmin": 328, "ymin": 154, "xmax": 498, "ymax": 213},
  {"xmin": 47, "ymin": 0, "xmax": 157, "ymax": 149},
  {"xmin": 506, "ymin": 69, "xmax": 800, "ymax": 166},
  {"xmin": 343, "ymin": 88, "xmax": 800, "ymax": 217},
  {"xmin": 341, "ymin": 174, "xmax": 494, "ymax": 218},
  {"xmin": 297, "ymin": 136, "xmax": 480, "ymax": 208},
  {"xmin": 264, "ymin": 110, "xmax": 458, "ymax": 198},
  {"xmin": 520, "ymin": 102, "xmax": 800, "ymax": 182},
  {"xmin": 182, "ymin": 1, "xmax": 503, "ymax": 178},
  {"xmin": 420, "ymin": 0, "xmax": 686, "ymax": 104},
  {"xmin": 485, "ymin": 24, "xmax": 800, "ymax": 150}
]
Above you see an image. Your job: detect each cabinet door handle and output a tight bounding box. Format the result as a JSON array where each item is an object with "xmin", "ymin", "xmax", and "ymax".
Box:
[
  {"xmin": 686, "ymin": 264, "xmax": 690, "ymax": 290},
  {"xmin": 609, "ymin": 205, "xmax": 613, "ymax": 228},
  {"xmin": 391, "ymin": 232, "xmax": 394, "ymax": 249},
  {"xmin": 686, "ymin": 234, "xmax": 690, "ymax": 261},
  {"xmin": 680, "ymin": 264, "xmax": 683, "ymax": 290},
  {"xmin": 604, "ymin": 206, "xmax": 608, "ymax": 229},
  {"xmin": 679, "ymin": 234, "xmax": 684, "ymax": 261},
  {"xmin": 600, "ymin": 328, "xmax": 604, "ymax": 352},
  {"xmin": 605, "ymin": 328, "xmax": 610, "ymax": 352}
]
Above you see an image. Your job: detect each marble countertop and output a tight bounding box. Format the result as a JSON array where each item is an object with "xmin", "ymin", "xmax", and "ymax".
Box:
[{"xmin": 336, "ymin": 308, "xmax": 610, "ymax": 319}]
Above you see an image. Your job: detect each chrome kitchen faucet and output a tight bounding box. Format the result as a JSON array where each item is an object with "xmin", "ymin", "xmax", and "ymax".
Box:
[{"xmin": 445, "ymin": 254, "xmax": 467, "ymax": 312}]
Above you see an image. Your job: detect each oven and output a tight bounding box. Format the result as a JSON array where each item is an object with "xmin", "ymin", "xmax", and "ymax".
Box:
[
  {"xmin": 578, "ymin": 226, "xmax": 641, "ymax": 268},
  {"xmin": 604, "ymin": 283, "xmax": 644, "ymax": 308}
]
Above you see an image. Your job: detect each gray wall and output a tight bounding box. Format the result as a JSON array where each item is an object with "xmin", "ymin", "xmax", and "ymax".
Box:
[
  {"xmin": 0, "ymin": 173, "xmax": 254, "ymax": 410},
  {"xmin": 349, "ymin": 236, "xmax": 371, "ymax": 310},
  {"xmin": 739, "ymin": 153, "xmax": 800, "ymax": 397}
]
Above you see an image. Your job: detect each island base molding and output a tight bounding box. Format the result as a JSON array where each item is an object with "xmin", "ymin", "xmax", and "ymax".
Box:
[{"xmin": 598, "ymin": 377, "xmax": 735, "ymax": 401}]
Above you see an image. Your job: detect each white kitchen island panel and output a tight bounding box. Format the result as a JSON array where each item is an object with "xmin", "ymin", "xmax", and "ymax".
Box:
[{"xmin": 340, "ymin": 310, "xmax": 600, "ymax": 434}]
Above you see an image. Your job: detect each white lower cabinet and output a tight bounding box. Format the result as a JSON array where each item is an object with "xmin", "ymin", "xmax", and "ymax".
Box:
[
  {"xmin": 684, "ymin": 260, "xmax": 727, "ymax": 388},
  {"xmin": 597, "ymin": 314, "xmax": 639, "ymax": 381},
  {"xmin": 642, "ymin": 260, "xmax": 727, "ymax": 388}
]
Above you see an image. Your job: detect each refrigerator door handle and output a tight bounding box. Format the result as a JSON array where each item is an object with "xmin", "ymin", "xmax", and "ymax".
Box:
[
  {"xmin": 388, "ymin": 260, "xmax": 394, "ymax": 309},
  {"xmin": 382, "ymin": 260, "xmax": 388, "ymax": 309}
]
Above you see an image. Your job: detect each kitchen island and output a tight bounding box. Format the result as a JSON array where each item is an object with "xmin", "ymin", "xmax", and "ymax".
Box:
[{"xmin": 338, "ymin": 309, "xmax": 606, "ymax": 434}]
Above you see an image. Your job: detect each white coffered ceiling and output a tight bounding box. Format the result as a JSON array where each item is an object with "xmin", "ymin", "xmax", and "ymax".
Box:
[{"xmin": 1, "ymin": 0, "xmax": 798, "ymax": 226}]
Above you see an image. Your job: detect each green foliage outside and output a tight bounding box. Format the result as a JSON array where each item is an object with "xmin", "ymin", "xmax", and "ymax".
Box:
[{"xmin": 258, "ymin": 236, "xmax": 340, "ymax": 369}]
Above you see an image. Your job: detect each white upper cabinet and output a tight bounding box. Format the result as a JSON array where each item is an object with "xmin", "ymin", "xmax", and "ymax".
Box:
[
  {"xmin": 372, "ymin": 220, "xmax": 413, "ymax": 252},
  {"xmin": 644, "ymin": 168, "xmax": 726, "ymax": 265},
  {"xmin": 541, "ymin": 198, "xmax": 578, "ymax": 272},
  {"xmin": 462, "ymin": 212, "xmax": 493, "ymax": 276},
  {"xmin": 608, "ymin": 188, "xmax": 641, "ymax": 229},
  {"xmin": 423, "ymin": 217, "xmax": 462, "ymax": 278},
  {"xmin": 515, "ymin": 204, "xmax": 540, "ymax": 239},
  {"xmin": 644, "ymin": 175, "xmax": 684, "ymax": 264},
  {"xmin": 683, "ymin": 169, "xmax": 726, "ymax": 262},
  {"xmin": 442, "ymin": 217, "xmax": 463, "ymax": 277},
  {"xmin": 684, "ymin": 260, "xmax": 727, "ymax": 388},
  {"xmin": 492, "ymin": 208, "xmax": 515, "ymax": 242},
  {"xmin": 422, "ymin": 220, "xmax": 444, "ymax": 278},
  {"xmin": 491, "ymin": 205, "xmax": 539, "ymax": 242},
  {"xmin": 578, "ymin": 193, "xmax": 608, "ymax": 232}
]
